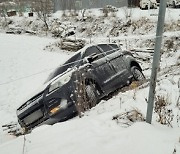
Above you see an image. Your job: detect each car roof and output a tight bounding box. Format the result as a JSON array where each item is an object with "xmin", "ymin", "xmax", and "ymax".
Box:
[{"xmin": 45, "ymin": 43, "xmax": 119, "ymax": 83}]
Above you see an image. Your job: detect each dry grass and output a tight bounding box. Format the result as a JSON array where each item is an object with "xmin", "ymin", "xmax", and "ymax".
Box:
[
  {"xmin": 154, "ymin": 95, "xmax": 174, "ymax": 127},
  {"xmin": 177, "ymin": 79, "xmax": 180, "ymax": 108},
  {"xmin": 112, "ymin": 108, "xmax": 145, "ymax": 127}
]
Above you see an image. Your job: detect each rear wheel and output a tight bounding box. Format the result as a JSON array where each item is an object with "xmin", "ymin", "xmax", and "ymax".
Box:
[{"xmin": 131, "ymin": 66, "xmax": 145, "ymax": 81}]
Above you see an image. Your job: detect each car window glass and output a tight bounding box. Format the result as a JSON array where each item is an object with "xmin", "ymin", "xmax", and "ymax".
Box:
[
  {"xmin": 64, "ymin": 52, "xmax": 81, "ymax": 68},
  {"xmin": 97, "ymin": 44, "xmax": 114, "ymax": 55},
  {"xmin": 45, "ymin": 52, "xmax": 81, "ymax": 82},
  {"xmin": 82, "ymin": 46, "xmax": 103, "ymax": 58},
  {"xmin": 109, "ymin": 44, "xmax": 119, "ymax": 51}
]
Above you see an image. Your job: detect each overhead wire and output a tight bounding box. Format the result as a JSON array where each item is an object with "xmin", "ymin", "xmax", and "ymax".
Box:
[
  {"xmin": 1, "ymin": 6, "xmax": 177, "ymax": 86},
  {"xmin": 0, "ymin": 46, "xmax": 122, "ymax": 86},
  {"xmin": 0, "ymin": 30, "xmax": 176, "ymax": 87},
  {"xmin": 0, "ymin": 34, "xmax": 176, "ymax": 86}
]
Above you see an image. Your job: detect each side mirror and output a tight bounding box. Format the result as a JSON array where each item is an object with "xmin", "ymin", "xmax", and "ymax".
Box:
[{"xmin": 87, "ymin": 53, "xmax": 98, "ymax": 63}]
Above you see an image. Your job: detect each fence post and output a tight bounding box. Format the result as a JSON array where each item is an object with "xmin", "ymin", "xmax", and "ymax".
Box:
[{"xmin": 146, "ymin": 0, "xmax": 167, "ymax": 124}]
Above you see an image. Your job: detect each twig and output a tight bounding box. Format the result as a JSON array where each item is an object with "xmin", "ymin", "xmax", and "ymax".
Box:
[
  {"xmin": 177, "ymin": 79, "xmax": 180, "ymax": 108},
  {"xmin": 130, "ymin": 49, "xmax": 154, "ymax": 54},
  {"xmin": 22, "ymin": 135, "xmax": 26, "ymax": 154}
]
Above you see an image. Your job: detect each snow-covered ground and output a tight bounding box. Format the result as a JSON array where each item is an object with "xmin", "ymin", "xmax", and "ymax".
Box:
[
  {"xmin": 0, "ymin": 7, "xmax": 180, "ymax": 154},
  {"xmin": 0, "ymin": 33, "xmax": 74, "ymax": 143}
]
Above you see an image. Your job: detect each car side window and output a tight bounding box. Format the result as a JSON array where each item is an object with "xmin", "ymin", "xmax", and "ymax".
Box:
[
  {"xmin": 83, "ymin": 46, "xmax": 104, "ymax": 59},
  {"xmin": 109, "ymin": 44, "xmax": 120, "ymax": 51},
  {"xmin": 97, "ymin": 44, "xmax": 114, "ymax": 55}
]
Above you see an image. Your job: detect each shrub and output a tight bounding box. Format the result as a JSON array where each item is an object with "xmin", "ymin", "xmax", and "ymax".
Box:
[
  {"xmin": 154, "ymin": 95, "xmax": 174, "ymax": 127},
  {"xmin": 102, "ymin": 5, "xmax": 118, "ymax": 17}
]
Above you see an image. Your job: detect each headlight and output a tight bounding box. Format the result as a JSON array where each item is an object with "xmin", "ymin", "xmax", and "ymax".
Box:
[
  {"xmin": 49, "ymin": 99, "xmax": 68, "ymax": 115},
  {"xmin": 49, "ymin": 70, "xmax": 72, "ymax": 93}
]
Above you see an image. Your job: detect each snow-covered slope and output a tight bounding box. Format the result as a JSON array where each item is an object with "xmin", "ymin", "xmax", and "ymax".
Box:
[
  {"xmin": 0, "ymin": 119, "xmax": 180, "ymax": 154},
  {"xmin": 0, "ymin": 7, "xmax": 180, "ymax": 154},
  {"xmin": 0, "ymin": 33, "xmax": 74, "ymax": 143}
]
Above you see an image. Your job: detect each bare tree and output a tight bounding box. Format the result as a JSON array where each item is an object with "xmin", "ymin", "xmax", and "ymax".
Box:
[
  {"xmin": 74, "ymin": 68, "xmax": 98, "ymax": 117},
  {"xmin": 31, "ymin": 0, "xmax": 53, "ymax": 31},
  {"xmin": 14, "ymin": 0, "xmax": 26, "ymax": 16},
  {"xmin": 122, "ymin": 6, "xmax": 133, "ymax": 23},
  {"xmin": 0, "ymin": 0, "xmax": 26, "ymax": 17},
  {"xmin": 69, "ymin": 0, "xmax": 77, "ymax": 16},
  {"xmin": 177, "ymin": 79, "xmax": 180, "ymax": 108},
  {"xmin": 60, "ymin": 0, "xmax": 66, "ymax": 16},
  {"xmin": 0, "ymin": 1, "xmax": 9, "ymax": 27},
  {"xmin": 80, "ymin": 9, "xmax": 86, "ymax": 21},
  {"xmin": 68, "ymin": 0, "xmax": 76, "ymax": 11},
  {"xmin": 61, "ymin": 0, "xmax": 77, "ymax": 17}
]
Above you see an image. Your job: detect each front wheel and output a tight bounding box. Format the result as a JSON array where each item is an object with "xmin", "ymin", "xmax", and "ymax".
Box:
[
  {"xmin": 131, "ymin": 66, "xmax": 145, "ymax": 81},
  {"xmin": 85, "ymin": 83, "xmax": 98, "ymax": 108}
]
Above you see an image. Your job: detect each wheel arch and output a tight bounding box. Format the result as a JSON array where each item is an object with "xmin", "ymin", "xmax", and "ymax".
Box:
[
  {"xmin": 130, "ymin": 61, "xmax": 142, "ymax": 71},
  {"xmin": 85, "ymin": 78, "xmax": 103, "ymax": 94}
]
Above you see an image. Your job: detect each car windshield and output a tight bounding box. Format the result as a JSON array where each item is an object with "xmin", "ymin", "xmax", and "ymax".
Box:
[{"xmin": 45, "ymin": 52, "xmax": 81, "ymax": 83}]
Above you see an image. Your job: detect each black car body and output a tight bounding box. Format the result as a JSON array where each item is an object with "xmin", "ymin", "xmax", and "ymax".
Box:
[{"xmin": 17, "ymin": 43, "xmax": 145, "ymax": 131}]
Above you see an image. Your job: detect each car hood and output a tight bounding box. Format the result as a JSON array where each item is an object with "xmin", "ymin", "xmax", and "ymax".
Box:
[
  {"xmin": 18, "ymin": 82, "xmax": 49, "ymax": 109},
  {"xmin": 19, "ymin": 67, "xmax": 77, "ymax": 107}
]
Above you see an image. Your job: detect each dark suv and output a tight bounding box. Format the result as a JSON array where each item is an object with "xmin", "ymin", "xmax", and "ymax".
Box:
[{"xmin": 17, "ymin": 43, "xmax": 145, "ymax": 131}]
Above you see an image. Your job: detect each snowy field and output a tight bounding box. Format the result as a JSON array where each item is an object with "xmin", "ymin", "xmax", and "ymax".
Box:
[{"xmin": 0, "ymin": 7, "xmax": 180, "ymax": 154}]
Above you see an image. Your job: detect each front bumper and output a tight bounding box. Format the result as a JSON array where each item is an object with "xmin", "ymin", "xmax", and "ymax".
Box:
[
  {"xmin": 41, "ymin": 103, "xmax": 77, "ymax": 126},
  {"xmin": 17, "ymin": 84, "xmax": 77, "ymax": 131}
]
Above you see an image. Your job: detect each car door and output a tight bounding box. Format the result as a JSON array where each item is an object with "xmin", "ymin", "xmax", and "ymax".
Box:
[
  {"xmin": 97, "ymin": 44, "xmax": 129, "ymax": 90},
  {"xmin": 87, "ymin": 44, "xmax": 119, "ymax": 93},
  {"xmin": 107, "ymin": 52, "xmax": 130, "ymax": 88},
  {"xmin": 83, "ymin": 46, "xmax": 117, "ymax": 93}
]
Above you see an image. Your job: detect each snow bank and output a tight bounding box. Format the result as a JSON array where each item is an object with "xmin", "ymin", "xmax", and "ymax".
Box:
[{"xmin": 0, "ymin": 120, "xmax": 179, "ymax": 154}]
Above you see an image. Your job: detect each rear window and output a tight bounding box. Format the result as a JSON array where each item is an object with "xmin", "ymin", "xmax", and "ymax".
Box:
[
  {"xmin": 82, "ymin": 46, "xmax": 103, "ymax": 58},
  {"xmin": 97, "ymin": 44, "xmax": 119, "ymax": 55},
  {"xmin": 97, "ymin": 44, "xmax": 112, "ymax": 53},
  {"xmin": 109, "ymin": 44, "xmax": 119, "ymax": 50}
]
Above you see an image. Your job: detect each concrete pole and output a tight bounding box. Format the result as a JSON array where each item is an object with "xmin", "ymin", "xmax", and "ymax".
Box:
[{"xmin": 146, "ymin": 0, "xmax": 167, "ymax": 124}]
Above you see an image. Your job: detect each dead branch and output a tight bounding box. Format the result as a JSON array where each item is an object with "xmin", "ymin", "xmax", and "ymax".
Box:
[{"xmin": 112, "ymin": 109, "xmax": 145, "ymax": 127}]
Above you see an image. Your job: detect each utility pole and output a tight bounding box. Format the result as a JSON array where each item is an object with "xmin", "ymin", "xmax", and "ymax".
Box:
[{"xmin": 146, "ymin": 0, "xmax": 167, "ymax": 124}]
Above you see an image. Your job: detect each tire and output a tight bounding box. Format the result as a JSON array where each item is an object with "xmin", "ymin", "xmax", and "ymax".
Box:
[
  {"xmin": 131, "ymin": 66, "xmax": 145, "ymax": 81},
  {"xmin": 85, "ymin": 83, "xmax": 98, "ymax": 108}
]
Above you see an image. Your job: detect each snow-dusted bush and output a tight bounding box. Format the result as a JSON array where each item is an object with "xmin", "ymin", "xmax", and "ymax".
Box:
[
  {"xmin": 177, "ymin": 79, "xmax": 180, "ymax": 109},
  {"xmin": 164, "ymin": 20, "xmax": 180, "ymax": 32},
  {"xmin": 122, "ymin": 6, "xmax": 133, "ymax": 23},
  {"xmin": 101, "ymin": 5, "xmax": 118, "ymax": 17},
  {"xmin": 59, "ymin": 38, "xmax": 85, "ymax": 51},
  {"xmin": 108, "ymin": 17, "xmax": 156, "ymax": 37},
  {"xmin": 50, "ymin": 20, "xmax": 75, "ymax": 38},
  {"xmin": 0, "ymin": 8, "xmax": 179, "ymax": 47},
  {"xmin": 164, "ymin": 37, "xmax": 180, "ymax": 52},
  {"xmin": 45, "ymin": 38, "xmax": 86, "ymax": 52},
  {"xmin": 154, "ymin": 95, "xmax": 174, "ymax": 127}
]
